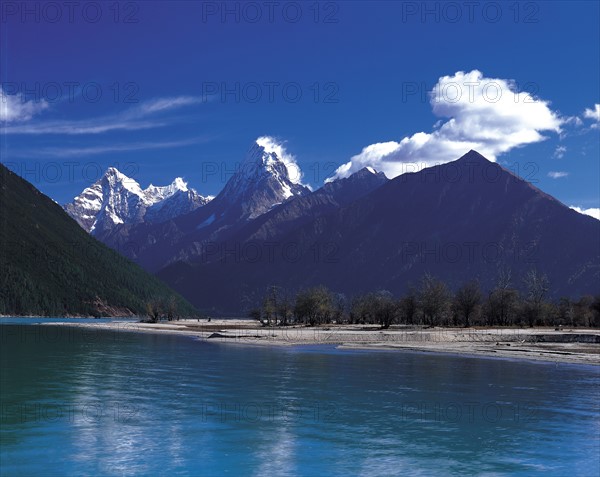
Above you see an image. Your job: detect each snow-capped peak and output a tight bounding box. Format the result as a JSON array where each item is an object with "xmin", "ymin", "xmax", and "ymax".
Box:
[
  {"xmin": 172, "ymin": 177, "xmax": 187, "ymax": 191},
  {"xmin": 64, "ymin": 167, "xmax": 211, "ymax": 234},
  {"xmin": 144, "ymin": 177, "xmax": 189, "ymax": 204},
  {"xmin": 103, "ymin": 167, "xmax": 145, "ymax": 196},
  {"xmin": 214, "ymin": 138, "xmax": 310, "ymax": 219},
  {"xmin": 255, "ymin": 136, "xmax": 304, "ymax": 185}
]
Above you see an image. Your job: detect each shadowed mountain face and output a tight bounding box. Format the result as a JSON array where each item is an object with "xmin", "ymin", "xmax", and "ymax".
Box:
[
  {"xmin": 156, "ymin": 151, "xmax": 600, "ymax": 313},
  {"xmin": 0, "ymin": 163, "xmax": 197, "ymax": 317}
]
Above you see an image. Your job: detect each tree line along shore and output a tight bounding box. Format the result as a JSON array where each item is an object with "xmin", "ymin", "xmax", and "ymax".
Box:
[
  {"xmin": 247, "ymin": 271, "xmax": 600, "ymax": 329},
  {"xmin": 142, "ymin": 270, "xmax": 600, "ymax": 329}
]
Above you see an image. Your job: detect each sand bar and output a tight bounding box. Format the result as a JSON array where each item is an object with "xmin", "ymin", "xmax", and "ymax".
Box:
[{"xmin": 29, "ymin": 319, "xmax": 600, "ymax": 366}]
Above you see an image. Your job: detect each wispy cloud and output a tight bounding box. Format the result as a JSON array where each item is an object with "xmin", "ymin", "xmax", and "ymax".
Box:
[
  {"xmin": 134, "ymin": 96, "xmax": 203, "ymax": 115},
  {"xmin": 0, "ymin": 93, "xmax": 203, "ymax": 135},
  {"xmin": 13, "ymin": 137, "xmax": 210, "ymax": 158},
  {"xmin": 553, "ymin": 145, "xmax": 566, "ymax": 159},
  {"xmin": 547, "ymin": 171, "xmax": 569, "ymax": 179},
  {"xmin": 2, "ymin": 119, "xmax": 169, "ymax": 135},
  {"xmin": 0, "ymin": 89, "xmax": 49, "ymax": 122}
]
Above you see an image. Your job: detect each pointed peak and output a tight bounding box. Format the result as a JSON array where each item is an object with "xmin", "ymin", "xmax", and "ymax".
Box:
[
  {"xmin": 100, "ymin": 167, "xmax": 143, "ymax": 196},
  {"xmin": 234, "ymin": 138, "xmax": 306, "ymax": 188},
  {"xmin": 103, "ymin": 167, "xmax": 136, "ymax": 184},
  {"xmin": 345, "ymin": 167, "xmax": 388, "ymax": 181},
  {"xmin": 357, "ymin": 166, "xmax": 386, "ymax": 176},
  {"xmin": 143, "ymin": 177, "xmax": 193, "ymax": 204},
  {"xmin": 100, "ymin": 166, "xmax": 137, "ymax": 184},
  {"xmin": 353, "ymin": 166, "xmax": 378, "ymax": 176},
  {"xmin": 246, "ymin": 141, "xmax": 265, "ymax": 161},
  {"xmin": 170, "ymin": 177, "xmax": 188, "ymax": 191},
  {"xmin": 105, "ymin": 166, "xmax": 124, "ymax": 178},
  {"xmin": 247, "ymin": 136, "xmax": 307, "ymax": 186},
  {"xmin": 456, "ymin": 150, "xmax": 492, "ymax": 164},
  {"xmin": 215, "ymin": 138, "xmax": 309, "ymax": 216}
]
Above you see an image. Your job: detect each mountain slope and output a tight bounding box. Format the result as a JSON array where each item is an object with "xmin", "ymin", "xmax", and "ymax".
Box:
[
  {"xmin": 0, "ymin": 163, "xmax": 198, "ymax": 317},
  {"xmin": 158, "ymin": 151, "xmax": 600, "ymax": 312}
]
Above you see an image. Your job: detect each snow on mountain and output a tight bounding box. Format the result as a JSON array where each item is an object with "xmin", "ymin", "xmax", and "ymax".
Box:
[
  {"xmin": 64, "ymin": 168, "xmax": 211, "ymax": 234},
  {"xmin": 145, "ymin": 177, "xmax": 188, "ymax": 203},
  {"xmin": 144, "ymin": 187, "xmax": 211, "ymax": 224},
  {"xmin": 215, "ymin": 138, "xmax": 310, "ymax": 219}
]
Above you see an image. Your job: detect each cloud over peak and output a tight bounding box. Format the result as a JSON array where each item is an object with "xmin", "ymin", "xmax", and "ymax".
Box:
[
  {"xmin": 256, "ymin": 136, "xmax": 306, "ymax": 186},
  {"xmin": 329, "ymin": 70, "xmax": 564, "ymax": 181}
]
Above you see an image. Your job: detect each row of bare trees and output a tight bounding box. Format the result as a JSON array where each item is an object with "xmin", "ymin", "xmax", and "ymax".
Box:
[{"xmin": 251, "ymin": 271, "xmax": 600, "ymax": 328}]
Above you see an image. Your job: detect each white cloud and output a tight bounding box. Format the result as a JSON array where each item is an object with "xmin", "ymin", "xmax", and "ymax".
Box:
[
  {"xmin": 329, "ymin": 70, "xmax": 564, "ymax": 181},
  {"xmin": 583, "ymin": 103, "xmax": 600, "ymax": 128},
  {"xmin": 547, "ymin": 171, "xmax": 569, "ymax": 179},
  {"xmin": 256, "ymin": 136, "xmax": 307, "ymax": 186},
  {"xmin": 553, "ymin": 145, "xmax": 566, "ymax": 159},
  {"xmin": 0, "ymin": 95, "xmax": 203, "ymax": 134},
  {"xmin": 570, "ymin": 206, "xmax": 600, "ymax": 220},
  {"xmin": 0, "ymin": 89, "xmax": 49, "ymax": 122}
]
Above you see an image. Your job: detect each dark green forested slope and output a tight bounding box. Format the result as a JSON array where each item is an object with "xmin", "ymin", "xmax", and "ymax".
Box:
[{"xmin": 0, "ymin": 163, "xmax": 198, "ymax": 317}]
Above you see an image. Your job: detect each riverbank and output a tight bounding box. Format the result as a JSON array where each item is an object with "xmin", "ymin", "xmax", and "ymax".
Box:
[{"xmin": 33, "ymin": 319, "xmax": 600, "ymax": 366}]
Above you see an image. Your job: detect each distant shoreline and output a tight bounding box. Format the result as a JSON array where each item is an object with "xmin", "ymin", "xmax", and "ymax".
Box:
[{"xmin": 11, "ymin": 318, "xmax": 597, "ymax": 366}]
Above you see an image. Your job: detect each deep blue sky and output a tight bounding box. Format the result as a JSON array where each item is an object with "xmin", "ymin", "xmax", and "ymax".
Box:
[{"xmin": 1, "ymin": 1, "xmax": 598, "ymax": 213}]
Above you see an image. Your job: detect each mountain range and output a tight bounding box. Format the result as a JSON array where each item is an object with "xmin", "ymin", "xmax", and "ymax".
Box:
[
  {"xmin": 63, "ymin": 143, "xmax": 600, "ymax": 313},
  {"xmin": 65, "ymin": 167, "xmax": 212, "ymax": 235},
  {"xmin": 65, "ymin": 140, "xmax": 312, "ymax": 271}
]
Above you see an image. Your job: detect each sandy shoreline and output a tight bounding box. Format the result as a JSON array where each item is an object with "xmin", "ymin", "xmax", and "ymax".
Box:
[{"xmin": 28, "ymin": 319, "xmax": 600, "ymax": 366}]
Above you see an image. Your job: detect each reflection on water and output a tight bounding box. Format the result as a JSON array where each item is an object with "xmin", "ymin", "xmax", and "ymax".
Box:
[{"xmin": 1, "ymin": 324, "xmax": 598, "ymax": 476}]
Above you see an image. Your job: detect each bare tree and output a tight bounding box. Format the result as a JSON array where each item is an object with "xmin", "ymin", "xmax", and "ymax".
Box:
[
  {"xmin": 350, "ymin": 294, "xmax": 375, "ymax": 324},
  {"xmin": 146, "ymin": 299, "xmax": 162, "ymax": 323},
  {"xmin": 332, "ymin": 293, "xmax": 347, "ymax": 324},
  {"xmin": 372, "ymin": 290, "xmax": 397, "ymax": 329},
  {"xmin": 418, "ymin": 274, "xmax": 451, "ymax": 327},
  {"xmin": 485, "ymin": 268, "xmax": 519, "ymax": 326},
  {"xmin": 294, "ymin": 286, "xmax": 333, "ymax": 326},
  {"xmin": 523, "ymin": 269, "xmax": 549, "ymax": 327},
  {"xmin": 262, "ymin": 285, "xmax": 281, "ymax": 326},
  {"xmin": 165, "ymin": 296, "xmax": 177, "ymax": 321},
  {"xmin": 557, "ymin": 297, "xmax": 575, "ymax": 327},
  {"xmin": 249, "ymin": 308, "xmax": 265, "ymax": 326},
  {"xmin": 277, "ymin": 290, "xmax": 293, "ymax": 326},
  {"xmin": 398, "ymin": 289, "xmax": 418, "ymax": 325},
  {"xmin": 453, "ymin": 280, "xmax": 481, "ymax": 327}
]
